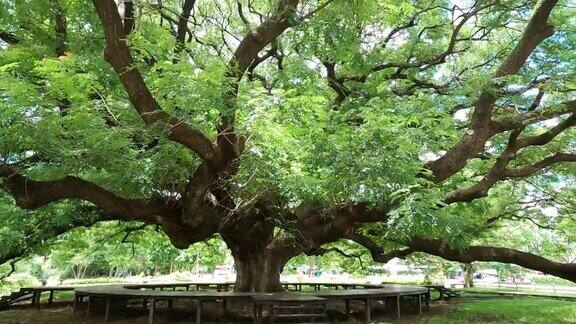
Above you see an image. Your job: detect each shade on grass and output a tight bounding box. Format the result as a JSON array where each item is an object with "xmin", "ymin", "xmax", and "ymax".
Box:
[{"xmin": 429, "ymin": 298, "xmax": 576, "ymax": 323}]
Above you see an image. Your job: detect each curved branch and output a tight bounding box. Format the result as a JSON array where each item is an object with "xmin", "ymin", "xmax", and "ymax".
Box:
[
  {"xmin": 123, "ymin": 0, "xmax": 136, "ymax": 35},
  {"xmin": 349, "ymin": 234, "xmax": 413, "ymax": 263},
  {"xmin": 220, "ymin": 0, "xmax": 299, "ymax": 131},
  {"xmin": 444, "ymin": 114, "xmax": 575, "ymax": 204},
  {"xmin": 91, "ymin": 0, "xmax": 216, "ymax": 162},
  {"xmin": 175, "ymin": 0, "xmax": 196, "ymax": 56},
  {"xmin": 0, "ymin": 30, "xmax": 19, "ymax": 44},
  {"xmin": 407, "ymin": 237, "xmax": 576, "ymax": 282},
  {"xmin": 0, "ymin": 164, "xmax": 168, "ymax": 222},
  {"xmin": 425, "ymin": 0, "xmax": 559, "ymax": 182},
  {"xmin": 52, "ymin": 0, "xmax": 68, "ymax": 57},
  {"xmin": 517, "ymin": 113, "xmax": 576, "ymax": 147},
  {"xmin": 301, "ymin": 0, "xmax": 336, "ymax": 20},
  {"xmin": 504, "ymin": 153, "xmax": 576, "ymax": 178},
  {"xmin": 495, "ymin": 100, "xmax": 576, "ymax": 129},
  {"xmin": 306, "ymin": 246, "xmax": 367, "ymax": 269}
]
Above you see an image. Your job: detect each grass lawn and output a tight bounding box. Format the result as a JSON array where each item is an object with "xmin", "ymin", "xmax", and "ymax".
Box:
[
  {"xmin": 463, "ymin": 287, "xmax": 576, "ymax": 298},
  {"xmin": 1, "ymin": 293, "xmax": 575, "ymax": 323},
  {"xmin": 426, "ymin": 297, "xmax": 576, "ymax": 323}
]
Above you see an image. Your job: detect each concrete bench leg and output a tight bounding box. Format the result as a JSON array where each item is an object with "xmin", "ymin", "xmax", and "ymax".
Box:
[
  {"xmin": 196, "ymin": 300, "xmax": 203, "ymax": 324},
  {"xmin": 104, "ymin": 298, "xmax": 111, "ymax": 322},
  {"xmin": 34, "ymin": 291, "xmax": 42, "ymax": 309},
  {"xmin": 72, "ymin": 295, "xmax": 78, "ymax": 314},
  {"xmin": 345, "ymin": 299, "xmax": 351, "ymax": 320},
  {"xmin": 418, "ymin": 294, "xmax": 423, "ymax": 316},
  {"xmin": 365, "ymin": 298, "xmax": 372, "ymax": 323},
  {"xmin": 396, "ymin": 295, "xmax": 401, "ymax": 319},
  {"xmin": 148, "ymin": 298, "xmax": 156, "ymax": 324},
  {"xmin": 48, "ymin": 291, "xmax": 54, "ymax": 305},
  {"xmin": 86, "ymin": 296, "xmax": 92, "ymax": 321},
  {"xmin": 222, "ymin": 299, "xmax": 228, "ymax": 320},
  {"xmin": 73, "ymin": 295, "xmax": 84, "ymax": 314}
]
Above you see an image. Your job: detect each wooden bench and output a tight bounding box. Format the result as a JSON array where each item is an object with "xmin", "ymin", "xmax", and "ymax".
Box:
[
  {"xmin": 311, "ymin": 286, "xmax": 428, "ymax": 323},
  {"xmin": 252, "ymin": 293, "xmax": 327, "ymax": 324},
  {"xmin": 74, "ymin": 285, "xmax": 253, "ymax": 323},
  {"xmin": 71, "ymin": 283, "xmax": 427, "ymax": 323},
  {"xmin": 424, "ymin": 285, "xmax": 461, "ymax": 301},
  {"xmin": 0, "ymin": 286, "xmax": 78, "ymax": 310}
]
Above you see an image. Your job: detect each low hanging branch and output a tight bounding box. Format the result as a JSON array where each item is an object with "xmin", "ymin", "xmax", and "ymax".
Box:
[
  {"xmin": 0, "ymin": 164, "xmax": 169, "ymax": 223},
  {"xmin": 406, "ymin": 237, "xmax": 576, "ymax": 283},
  {"xmin": 348, "ymin": 234, "xmax": 414, "ymax": 263},
  {"xmin": 0, "ymin": 257, "xmax": 24, "ymax": 281},
  {"xmin": 306, "ymin": 246, "xmax": 368, "ymax": 269}
]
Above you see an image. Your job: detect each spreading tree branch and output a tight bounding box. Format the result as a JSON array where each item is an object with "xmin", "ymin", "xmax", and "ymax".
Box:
[
  {"xmin": 52, "ymin": 0, "xmax": 68, "ymax": 57},
  {"xmin": 220, "ymin": 0, "xmax": 299, "ymax": 132},
  {"xmin": 91, "ymin": 0, "xmax": 216, "ymax": 162},
  {"xmin": 0, "ymin": 164, "xmax": 169, "ymax": 223},
  {"xmin": 349, "ymin": 234, "xmax": 414, "ymax": 263},
  {"xmin": 123, "ymin": 0, "xmax": 136, "ymax": 35},
  {"xmin": 444, "ymin": 113, "xmax": 575, "ymax": 204},
  {"xmin": 425, "ymin": 0, "xmax": 559, "ymax": 182},
  {"xmin": 407, "ymin": 237, "xmax": 576, "ymax": 282},
  {"xmin": 0, "ymin": 29, "xmax": 19, "ymax": 44},
  {"xmin": 175, "ymin": 0, "xmax": 197, "ymax": 56}
]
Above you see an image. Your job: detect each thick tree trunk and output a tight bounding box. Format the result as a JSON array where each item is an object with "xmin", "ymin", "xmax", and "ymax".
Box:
[
  {"xmin": 221, "ymin": 211, "xmax": 295, "ymax": 292},
  {"xmin": 463, "ymin": 263, "xmax": 475, "ymax": 288},
  {"xmin": 231, "ymin": 246, "xmax": 286, "ymax": 292}
]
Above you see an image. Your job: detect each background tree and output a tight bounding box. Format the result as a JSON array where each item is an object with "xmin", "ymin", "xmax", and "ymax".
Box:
[{"xmin": 1, "ymin": 0, "xmax": 575, "ymax": 292}]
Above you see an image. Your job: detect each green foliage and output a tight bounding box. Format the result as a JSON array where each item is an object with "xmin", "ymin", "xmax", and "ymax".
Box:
[{"xmin": 0, "ymin": 0, "xmax": 574, "ymax": 280}]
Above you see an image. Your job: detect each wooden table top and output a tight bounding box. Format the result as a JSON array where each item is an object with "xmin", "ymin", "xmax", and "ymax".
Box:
[{"xmin": 251, "ymin": 293, "xmax": 326, "ymax": 303}]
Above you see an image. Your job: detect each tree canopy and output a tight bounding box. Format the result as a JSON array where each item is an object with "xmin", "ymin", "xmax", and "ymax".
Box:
[{"xmin": 0, "ymin": 0, "xmax": 575, "ymax": 291}]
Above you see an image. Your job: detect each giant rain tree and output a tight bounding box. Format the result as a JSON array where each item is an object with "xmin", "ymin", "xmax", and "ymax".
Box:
[{"xmin": 0, "ymin": 0, "xmax": 575, "ymax": 291}]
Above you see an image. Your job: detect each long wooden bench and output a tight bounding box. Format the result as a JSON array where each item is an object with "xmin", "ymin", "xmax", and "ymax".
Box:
[
  {"xmin": 74, "ymin": 285, "xmax": 255, "ymax": 323},
  {"xmin": 2, "ymin": 282, "xmax": 428, "ymax": 323},
  {"xmin": 74, "ymin": 286, "xmax": 329, "ymax": 324},
  {"xmin": 72, "ymin": 284, "xmax": 427, "ymax": 323},
  {"xmin": 310, "ymin": 286, "xmax": 428, "ymax": 323},
  {"xmin": 0, "ymin": 286, "xmax": 78, "ymax": 310},
  {"xmin": 282, "ymin": 282, "xmax": 384, "ymax": 291},
  {"xmin": 252, "ymin": 293, "xmax": 327, "ymax": 324}
]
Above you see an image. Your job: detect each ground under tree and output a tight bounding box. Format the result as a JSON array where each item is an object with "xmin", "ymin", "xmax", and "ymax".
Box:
[{"xmin": 0, "ymin": 0, "xmax": 575, "ymax": 291}]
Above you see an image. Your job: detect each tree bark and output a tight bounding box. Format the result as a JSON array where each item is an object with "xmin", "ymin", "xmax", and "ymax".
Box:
[
  {"xmin": 230, "ymin": 245, "xmax": 286, "ymax": 292},
  {"xmin": 221, "ymin": 207, "xmax": 296, "ymax": 292},
  {"xmin": 407, "ymin": 238, "xmax": 576, "ymax": 283},
  {"xmin": 463, "ymin": 263, "xmax": 475, "ymax": 288}
]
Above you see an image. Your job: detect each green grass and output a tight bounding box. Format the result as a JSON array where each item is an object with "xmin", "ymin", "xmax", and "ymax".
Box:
[
  {"xmin": 427, "ymin": 298, "xmax": 576, "ymax": 323},
  {"xmin": 463, "ymin": 287, "xmax": 576, "ymax": 298}
]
